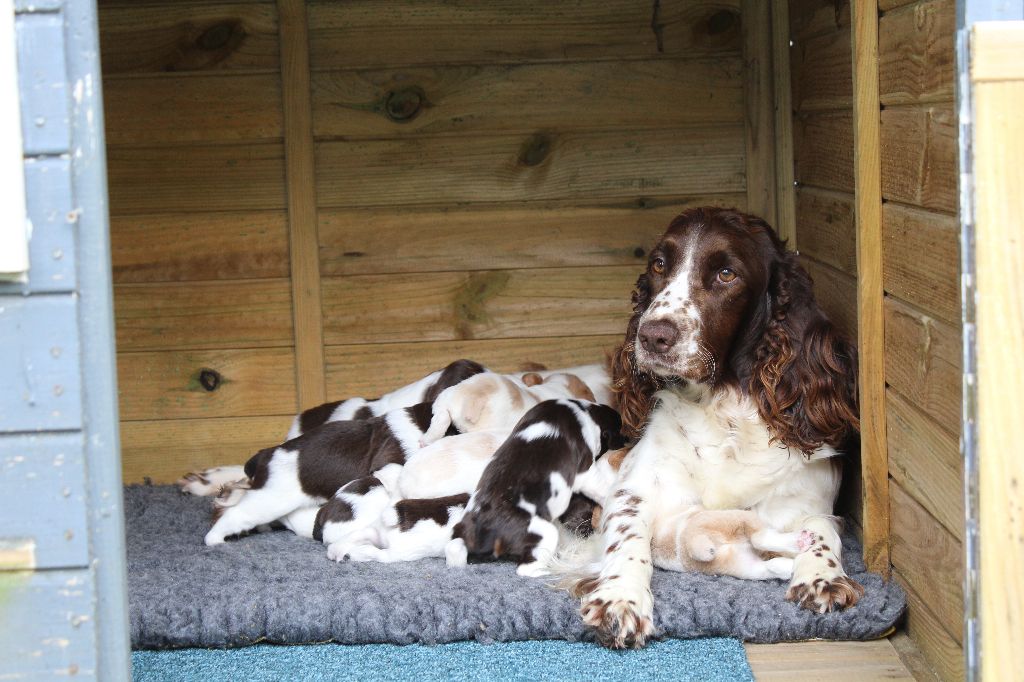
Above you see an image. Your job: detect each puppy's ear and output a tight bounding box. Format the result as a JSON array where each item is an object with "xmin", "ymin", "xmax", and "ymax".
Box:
[{"xmin": 521, "ymin": 372, "xmax": 544, "ymax": 387}]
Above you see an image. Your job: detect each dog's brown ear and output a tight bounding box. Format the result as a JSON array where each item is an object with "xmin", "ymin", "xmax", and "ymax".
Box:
[{"xmin": 521, "ymin": 372, "xmax": 544, "ymax": 387}]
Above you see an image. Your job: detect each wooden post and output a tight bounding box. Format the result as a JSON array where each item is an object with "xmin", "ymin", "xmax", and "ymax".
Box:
[
  {"xmin": 741, "ymin": 0, "xmax": 778, "ymax": 224},
  {"xmin": 278, "ymin": 0, "xmax": 326, "ymax": 409},
  {"xmin": 970, "ymin": 21, "xmax": 1024, "ymax": 682},
  {"xmin": 770, "ymin": 0, "xmax": 796, "ymax": 246},
  {"xmin": 850, "ymin": 0, "xmax": 890, "ymax": 575}
]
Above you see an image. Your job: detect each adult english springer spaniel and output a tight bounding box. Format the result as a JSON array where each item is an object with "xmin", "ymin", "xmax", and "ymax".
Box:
[{"xmin": 568, "ymin": 207, "xmax": 861, "ymax": 649}]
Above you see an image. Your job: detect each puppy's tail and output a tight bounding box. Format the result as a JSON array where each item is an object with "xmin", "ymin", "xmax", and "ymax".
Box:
[
  {"xmin": 421, "ymin": 388, "xmax": 455, "ymax": 445},
  {"xmin": 544, "ymin": 528, "xmax": 605, "ymax": 595}
]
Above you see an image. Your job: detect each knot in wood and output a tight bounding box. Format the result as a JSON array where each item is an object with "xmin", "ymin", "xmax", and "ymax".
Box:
[
  {"xmin": 519, "ymin": 134, "xmax": 552, "ymax": 167},
  {"xmin": 198, "ymin": 368, "xmax": 222, "ymax": 392},
  {"xmin": 384, "ymin": 88, "xmax": 425, "ymax": 122},
  {"xmin": 197, "ymin": 21, "xmax": 243, "ymax": 52},
  {"xmin": 707, "ymin": 10, "xmax": 737, "ymax": 36}
]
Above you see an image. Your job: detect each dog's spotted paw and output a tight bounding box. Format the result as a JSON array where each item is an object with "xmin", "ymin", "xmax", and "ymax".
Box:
[
  {"xmin": 579, "ymin": 582, "xmax": 655, "ymax": 649},
  {"xmin": 786, "ymin": 575, "xmax": 864, "ymax": 613}
]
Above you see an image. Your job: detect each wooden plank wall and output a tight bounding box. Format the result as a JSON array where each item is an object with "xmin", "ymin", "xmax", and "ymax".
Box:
[{"xmin": 99, "ymin": 0, "xmax": 751, "ymax": 483}]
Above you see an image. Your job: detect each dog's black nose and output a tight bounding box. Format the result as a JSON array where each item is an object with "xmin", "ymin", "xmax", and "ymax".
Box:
[{"xmin": 638, "ymin": 319, "xmax": 679, "ymax": 354}]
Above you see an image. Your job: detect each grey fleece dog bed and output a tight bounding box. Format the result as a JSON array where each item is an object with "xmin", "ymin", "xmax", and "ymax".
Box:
[{"xmin": 126, "ymin": 485, "xmax": 905, "ymax": 649}]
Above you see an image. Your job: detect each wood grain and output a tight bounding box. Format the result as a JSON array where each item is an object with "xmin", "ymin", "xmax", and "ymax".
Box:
[
  {"xmin": 278, "ymin": 0, "xmax": 326, "ymax": 409},
  {"xmin": 324, "ymin": 335, "xmax": 619, "ymax": 400},
  {"xmin": 772, "ymin": 0, "xmax": 796, "ymax": 243},
  {"xmin": 883, "ymin": 296, "xmax": 961, "ymax": 428},
  {"xmin": 321, "ymin": 266, "xmax": 635, "ymax": 345},
  {"xmin": 110, "ymin": 210, "xmax": 289, "ymax": 283},
  {"xmin": 896, "ymin": 571, "xmax": 965, "ymax": 682},
  {"xmin": 307, "ymin": 0, "xmax": 742, "ymax": 69},
  {"xmin": 114, "ymin": 279, "xmax": 294, "ymax": 352},
  {"xmin": 878, "ymin": 0, "xmax": 955, "ymax": 106},
  {"xmin": 103, "ymin": 73, "xmax": 282, "ymax": 144},
  {"xmin": 882, "ymin": 202, "xmax": 959, "ymax": 324},
  {"xmin": 971, "ymin": 30, "xmax": 1024, "ymax": 680},
  {"xmin": 318, "ymin": 199, "xmax": 747, "ymax": 276},
  {"xmin": 788, "ymin": 0, "xmax": 850, "ymax": 43},
  {"xmin": 879, "ymin": 105, "xmax": 957, "ymax": 214},
  {"xmin": 98, "ymin": 2, "xmax": 279, "ymax": 74},
  {"xmin": 116, "ymin": 348, "xmax": 296, "ymax": 421},
  {"xmin": 745, "ymin": 639, "xmax": 914, "ymax": 681},
  {"xmin": 793, "ymin": 111, "xmax": 855, "ymax": 192},
  {"xmin": 887, "ymin": 388, "xmax": 962, "ymax": 541},
  {"xmin": 791, "ymin": 26, "xmax": 853, "ymax": 112},
  {"xmin": 794, "ymin": 186, "xmax": 856, "ymax": 277},
  {"xmin": 890, "ymin": 481, "xmax": 964, "ymax": 644},
  {"xmin": 107, "ymin": 143, "xmax": 286, "ymax": 215},
  {"xmin": 801, "ymin": 256, "xmax": 857, "ymax": 342},
  {"xmin": 742, "ymin": 0, "xmax": 777, "ymax": 223},
  {"xmin": 120, "ymin": 415, "xmax": 294, "ymax": 484},
  {"xmin": 314, "ymin": 128, "xmax": 746, "ymax": 209},
  {"xmin": 970, "ymin": 21, "xmax": 1024, "ymax": 82},
  {"xmin": 311, "ymin": 58, "xmax": 744, "ymax": 139}
]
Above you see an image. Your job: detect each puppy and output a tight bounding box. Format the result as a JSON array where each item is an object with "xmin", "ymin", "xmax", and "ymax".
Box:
[
  {"xmin": 446, "ymin": 399, "xmax": 627, "ymax": 577},
  {"xmin": 420, "ymin": 372, "xmax": 596, "ymax": 446},
  {"xmin": 286, "ymin": 359, "xmax": 485, "ymax": 439},
  {"xmin": 204, "ymin": 402, "xmax": 444, "ymax": 546}
]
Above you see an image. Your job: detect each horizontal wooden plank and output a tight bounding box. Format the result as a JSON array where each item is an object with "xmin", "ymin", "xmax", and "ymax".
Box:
[
  {"xmin": 324, "ymin": 335, "xmax": 618, "ymax": 400},
  {"xmin": 308, "ymin": 0, "xmax": 742, "ymax": 69},
  {"xmin": 891, "ymin": 481, "xmax": 963, "ymax": 644},
  {"xmin": 794, "ymin": 111, "xmax": 855, "ymax": 192},
  {"xmin": 113, "ymin": 279, "xmax": 294, "ymax": 351},
  {"xmin": 788, "ymin": 0, "xmax": 850, "ymax": 43},
  {"xmin": 878, "ymin": 0, "xmax": 955, "ymax": 106},
  {"xmin": 879, "ymin": 105, "xmax": 957, "ymax": 214},
  {"xmin": 801, "ymin": 256, "xmax": 858, "ymax": 339},
  {"xmin": 884, "ymin": 296, "xmax": 961, "ymax": 427},
  {"xmin": 104, "ymin": 73, "xmax": 283, "ymax": 144},
  {"xmin": 882, "ymin": 202, "xmax": 959, "ymax": 324},
  {"xmin": 896, "ymin": 571, "xmax": 965, "ymax": 682},
  {"xmin": 110, "ymin": 210, "xmax": 289, "ymax": 283},
  {"xmin": 117, "ymin": 348, "xmax": 296, "ymax": 421},
  {"xmin": 745, "ymin": 639, "xmax": 913, "ymax": 682},
  {"xmin": 311, "ymin": 58, "xmax": 743, "ymax": 139},
  {"xmin": 321, "ymin": 266, "xmax": 635, "ymax": 345},
  {"xmin": 887, "ymin": 388, "xmax": 962, "ymax": 541},
  {"xmin": 97, "ymin": 2, "xmax": 279, "ymax": 74},
  {"xmin": 318, "ymin": 196, "xmax": 745, "ymax": 276},
  {"xmin": 791, "ymin": 25, "xmax": 852, "ymax": 112},
  {"xmin": 879, "ymin": 0, "xmax": 920, "ymax": 11},
  {"xmin": 0, "ymin": 569, "xmax": 96, "ymax": 679},
  {"xmin": 794, "ymin": 186, "xmax": 856, "ymax": 277},
  {"xmin": 971, "ymin": 21, "xmax": 1024, "ymax": 82},
  {"xmin": 120, "ymin": 415, "xmax": 293, "ymax": 484},
  {"xmin": 314, "ymin": 128, "xmax": 746, "ymax": 209},
  {"xmin": 107, "ymin": 143, "xmax": 286, "ymax": 214}
]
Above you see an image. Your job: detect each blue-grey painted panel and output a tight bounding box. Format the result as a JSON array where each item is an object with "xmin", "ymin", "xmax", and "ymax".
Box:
[
  {"xmin": 0, "ymin": 433, "xmax": 88, "ymax": 568},
  {"xmin": 0, "ymin": 295, "xmax": 82, "ymax": 432},
  {"xmin": 0, "ymin": 157, "xmax": 77, "ymax": 296},
  {"xmin": 14, "ymin": 0, "xmax": 64, "ymax": 12},
  {"xmin": 0, "ymin": 568, "xmax": 97, "ymax": 679},
  {"xmin": 16, "ymin": 12, "xmax": 71, "ymax": 156},
  {"xmin": 961, "ymin": 0, "xmax": 1024, "ymax": 26}
]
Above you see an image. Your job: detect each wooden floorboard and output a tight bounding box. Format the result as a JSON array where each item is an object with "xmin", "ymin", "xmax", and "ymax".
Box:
[{"xmin": 745, "ymin": 638, "xmax": 917, "ymax": 681}]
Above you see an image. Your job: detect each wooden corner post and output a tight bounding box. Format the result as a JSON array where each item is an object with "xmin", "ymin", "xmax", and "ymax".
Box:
[
  {"xmin": 278, "ymin": 0, "xmax": 326, "ymax": 409},
  {"xmin": 850, "ymin": 0, "xmax": 890, "ymax": 575}
]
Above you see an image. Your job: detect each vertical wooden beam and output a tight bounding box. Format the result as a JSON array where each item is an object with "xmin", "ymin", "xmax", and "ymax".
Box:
[
  {"xmin": 970, "ymin": 22, "xmax": 1024, "ymax": 682},
  {"xmin": 742, "ymin": 0, "xmax": 778, "ymax": 223},
  {"xmin": 850, "ymin": 0, "xmax": 890, "ymax": 575},
  {"xmin": 278, "ymin": 0, "xmax": 326, "ymax": 409},
  {"xmin": 770, "ymin": 0, "xmax": 796, "ymax": 246}
]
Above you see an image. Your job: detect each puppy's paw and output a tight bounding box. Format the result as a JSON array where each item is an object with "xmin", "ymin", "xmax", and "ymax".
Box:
[
  {"xmin": 579, "ymin": 581, "xmax": 655, "ymax": 649},
  {"xmin": 445, "ymin": 538, "xmax": 468, "ymax": 567},
  {"xmin": 797, "ymin": 529, "xmax": 816, "ymax": 553},
  {"xmin": 786, "ymin": 574, "xmax": 864, "ymax": 613},
  {"xmin": 325, "ymin": 542, "xmax": 352, "ymax": 563},
  {"xmin": 516, "ymin": 561, "xmax": 549, "ymax": 578},
  {"xmin": 203, "ymin": 530, "xmax": 226, "ymax": 546}
]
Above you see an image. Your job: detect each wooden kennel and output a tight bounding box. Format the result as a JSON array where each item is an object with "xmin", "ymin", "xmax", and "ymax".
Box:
[{"xmin": 5, "ymin": 0, "xmax": 1023, "ymax": 679}]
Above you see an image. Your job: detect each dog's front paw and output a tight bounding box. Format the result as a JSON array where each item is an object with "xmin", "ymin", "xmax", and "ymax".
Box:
[
  {"xmin": 325, "ymin": 541, "xmax": 352, "ymax": 562},
  {"xmin": 786, "ymin": 574, "xmax": 864, "ymax": 613},
  {"xmin": 579, "ymin": 582, "xmax": 655, "ymax": 649}
]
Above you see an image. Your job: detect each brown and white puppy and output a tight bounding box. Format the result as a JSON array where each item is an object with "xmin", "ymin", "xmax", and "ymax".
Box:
[
  {"xmin": 204, "ymin": 402, "xmax": 447, "ymax": 546},
  {"xmin": 420, "ymin": 372, "xmax": 596, "ymax": 446},
  {"xmin": 446, "ymin": 399, "xmax": 627, "ymax": 577}
]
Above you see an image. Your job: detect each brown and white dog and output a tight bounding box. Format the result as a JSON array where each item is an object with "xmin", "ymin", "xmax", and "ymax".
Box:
[
  {"xmin": 446, "ymin": 399, "xmax": 627, "ymax": 577},
  {"xmin": 564, "ymin": 207, "xmax": 861, "ymax": 648}
]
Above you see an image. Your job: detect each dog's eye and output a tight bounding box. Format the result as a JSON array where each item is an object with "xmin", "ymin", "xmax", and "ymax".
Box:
[
  {"xmin": 651, "ymin": 257, "xmax": 666, "ymax": 275},
  {"xmin": 717, "ymin": 268, "xmax": 737, "ymax": 283}
]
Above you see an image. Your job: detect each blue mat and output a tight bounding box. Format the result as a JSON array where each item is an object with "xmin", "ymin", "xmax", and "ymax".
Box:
[{"xmin": 132, "ymin": 638, "xmax": 754, "ymax": 682}]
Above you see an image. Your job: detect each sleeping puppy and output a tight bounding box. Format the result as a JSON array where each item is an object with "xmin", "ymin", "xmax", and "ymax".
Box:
[
  {"xmin": 204, "ymin": 402, "xmax": 446, "ymax": 546},
  {"xmin": 446, "ymin": 399, "xmax": 627, "ymax": 577},
  {"xmin": 420, "ymin": 371, "xmax": 596, "ymax": 446}
]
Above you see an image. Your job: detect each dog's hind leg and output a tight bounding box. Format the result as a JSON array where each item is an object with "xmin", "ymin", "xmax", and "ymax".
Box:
[
  {"xmin": 205, "ymin": 486, "xmax": 307, "ymax": 546},
  {"xmin": 517, "ymin": 516, "xmax": 560, "ymax": 577}
]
